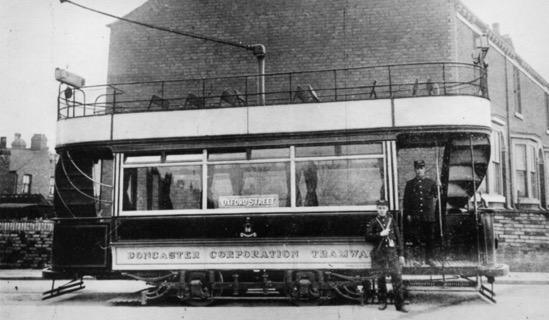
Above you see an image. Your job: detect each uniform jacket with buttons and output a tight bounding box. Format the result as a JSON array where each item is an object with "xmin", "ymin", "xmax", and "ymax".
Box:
[
  {"xmin": 403, "ymin": 176, "xmax": 438, "ymax": 222},
  {"xmin": 365, "ymin": 213, "xmax": 403, "ymax": 257}
]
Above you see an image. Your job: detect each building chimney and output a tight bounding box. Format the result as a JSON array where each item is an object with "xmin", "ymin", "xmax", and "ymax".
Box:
[
  {"xmin": 11, "ymin": 133, "xmax": 27, "ymax": 150},
  {"xmin": 492, "ymin": 23, "xmax": 500, "ymax": 36},
  {"xmin": 31, "ymin": 134, "xmax": 48, "ymax": 151},
  {"xmin": 0, "ymin": 137, "xmax": 6, "ymax": 149}
]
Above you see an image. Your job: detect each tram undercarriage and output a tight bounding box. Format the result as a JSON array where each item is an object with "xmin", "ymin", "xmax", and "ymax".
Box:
[{"xmin": 43, "ymin": 260, "xmax": 507, "ymax": 305}]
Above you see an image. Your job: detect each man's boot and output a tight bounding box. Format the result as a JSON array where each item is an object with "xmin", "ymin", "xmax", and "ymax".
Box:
[
  {"xmin": 378, "ymin": 299, "xmax": 388, "ymax": 310},
  {"xmin": 396, "ymin": 306, "xmax": 409, "ymax": 313}
]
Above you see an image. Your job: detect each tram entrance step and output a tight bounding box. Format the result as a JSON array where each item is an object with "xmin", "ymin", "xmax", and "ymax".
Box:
[{"xmin": 404, "ymin": 279, "xmax": 477, "ymax": 287}]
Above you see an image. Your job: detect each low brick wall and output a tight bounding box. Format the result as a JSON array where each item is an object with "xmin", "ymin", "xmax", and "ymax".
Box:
[
  {"xmin": 494, "ymin": 211, "xmax": 549, "ymax": 272},
  {"xmin": 0, "ymin": 221, "xmax": 53, "ymax": 269}
]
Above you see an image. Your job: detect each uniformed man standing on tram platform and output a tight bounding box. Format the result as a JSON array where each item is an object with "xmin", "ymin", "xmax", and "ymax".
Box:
[
  {"xmin": 403, "ymin": 160, "xmax": 439, "ymax": 266},
  {"xmin": 365, "ymin": 200, "xmax": 408, "ymax": 313}
]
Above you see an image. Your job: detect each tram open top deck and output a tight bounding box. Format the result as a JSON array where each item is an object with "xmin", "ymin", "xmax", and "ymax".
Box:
[{"xmin": 56, "ymin": 62, "xmax": 491, "ymax": 148}]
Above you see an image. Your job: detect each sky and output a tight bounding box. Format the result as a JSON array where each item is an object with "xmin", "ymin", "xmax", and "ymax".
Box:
[{"xmin": 1, "ymin": 0, "xmax": 549, "ymax": 150}]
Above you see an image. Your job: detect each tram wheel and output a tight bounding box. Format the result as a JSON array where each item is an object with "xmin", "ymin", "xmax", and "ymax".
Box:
[
  {"xmin": 286, "ymin": 286, "xmax": 322, "ymax": 306},
  {"xmin": 284, "ymin": 271, "xmax": 324, "ymax": 306},
  {"xmin": 182, "ymin": 271, "xmax": 223, "ymax": 307}
]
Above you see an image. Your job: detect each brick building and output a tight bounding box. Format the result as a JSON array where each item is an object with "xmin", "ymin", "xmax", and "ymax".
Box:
[
  {"xmin": 0, "ymin": 133, "xmax": 57, "ymax": 207},
  {"xmin": 0, "ymin": 134, "xmax": 56, "ymax": 268}
]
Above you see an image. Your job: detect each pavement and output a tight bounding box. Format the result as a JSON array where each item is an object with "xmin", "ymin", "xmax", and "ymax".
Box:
[{"xmin": 1, "ymin": 269, "xmax": 549, "ymax": 285}]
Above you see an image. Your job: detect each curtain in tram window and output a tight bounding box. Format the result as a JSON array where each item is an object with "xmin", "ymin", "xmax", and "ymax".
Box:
[
  {"xmin": 303, "ymin": 161, "xmax": 319, "ymax": 206},
  {"xmin": 229, "ymin": 165, "xmax": 244, "ymax": 196},
  {"xmin": 286, "ymin": 162, "xmax": 293, "ymax": 206},
  {"xmin": 378, "ymin": 158, "xmax": 385, "ymax": 200},
  {"xmin": 207, "ymin": 166, "xmax": 215, "ymax": 208},
  {"xmin": 123, "ymin": 168, "xmax": 137, "ymax": 210},
  {"xmin": 159, "ymin": 172, "xmax": 173, "ymax": 210}
]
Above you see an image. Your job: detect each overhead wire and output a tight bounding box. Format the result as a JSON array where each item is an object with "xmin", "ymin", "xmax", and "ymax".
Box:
[{"xmin": 61, "ymin": 0, "xmax": 252, "ymax": 50}]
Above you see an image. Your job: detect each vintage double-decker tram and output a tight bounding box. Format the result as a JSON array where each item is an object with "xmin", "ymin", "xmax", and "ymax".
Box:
[{"xmin": 44, "ymin": 62, "xmax": 508, "ymax": 305}]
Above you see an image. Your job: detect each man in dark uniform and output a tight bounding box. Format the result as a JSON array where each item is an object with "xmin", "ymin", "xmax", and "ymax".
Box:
[
  {"xmin": 403, "ymin": 160, "xmax": 438, "ymax": 266},
  {"xmin": 366, "ymin": 200, "xmax": 407, "ymax": 313}
]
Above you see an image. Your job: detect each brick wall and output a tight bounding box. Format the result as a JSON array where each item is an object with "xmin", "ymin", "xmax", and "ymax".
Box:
[
  {"xmin": 494, "ymin": 211, "xmax": 549, "ymax": 272},
  {"xmin": 0, "ymin": 221, "xmax": 53, "ymax": 269},
  {"xmin": 108, "ymin": 0, "xmax": 455, "ymax": 83}
]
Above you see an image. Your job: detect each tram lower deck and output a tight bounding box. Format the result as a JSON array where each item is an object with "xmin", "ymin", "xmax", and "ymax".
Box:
[{"xmin": 44, "ymin": 131, "xmax": 508, "ymax": 304}]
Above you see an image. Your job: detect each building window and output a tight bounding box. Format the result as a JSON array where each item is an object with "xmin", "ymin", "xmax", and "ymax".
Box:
[
  {"xmin": 9, "ymin": 171, "xmax": 18, "ymax": 194},
  {"xmin": 487, "ymin": 131, "xmax": 504, "ymax": 195},
  {"xmin": 514, "ymin": 143, "xmax": 539, "ymax": 199},
  {"xmin": 22, "ymin": 174, "xmax": 32, "ymax": 194},
  {"xmin": 513, "ymin": 66, "xmax": 522, "ymax": 114},
  {"xmin": 479, "ymin": 130, "xmax": 504, "ymax": 200},
  {"xmin": 529, "ymin": 146, "xmax": 539, "ymax": 199},
  {"xmin": 49, "ymin": 176, "xmax": 55, "ymax": 197}
]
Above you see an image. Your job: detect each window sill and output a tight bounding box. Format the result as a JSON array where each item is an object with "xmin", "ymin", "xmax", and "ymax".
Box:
[
  {"xmin": 514, "ymin": 112, "xmax": 524, "ymax": 120},
  {"xmin": 479, "ymin": 193, "xmax": 506, "ymax": 204},
  {"xmin": 516, "ymin": 197, "xmax": 540, "ymax": 205}
]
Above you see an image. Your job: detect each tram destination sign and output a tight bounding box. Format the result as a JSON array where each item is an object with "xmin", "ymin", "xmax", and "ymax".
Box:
[
  {"xmin": 218, "ymin": 194, "xmax": 279, "ymax": 208},
  {"xmin": 112, "ymin": 242, "xmax": 373, "ymax": 270}
]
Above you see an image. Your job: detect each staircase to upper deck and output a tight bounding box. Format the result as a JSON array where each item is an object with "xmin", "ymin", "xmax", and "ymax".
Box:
[{"xmin": 441, "ymin": 135, "xmax": 491, "ymax": 211}]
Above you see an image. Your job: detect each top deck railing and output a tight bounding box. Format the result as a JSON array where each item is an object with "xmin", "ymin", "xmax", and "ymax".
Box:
[{"xmin": 57, "ymin": 62, "xmax": 488, "ymax": 120}]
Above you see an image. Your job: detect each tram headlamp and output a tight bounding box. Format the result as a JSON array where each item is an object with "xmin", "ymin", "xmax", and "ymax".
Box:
[{"xmin": 55, "ymin": 68, "xmax": 86, "ymax": 89}]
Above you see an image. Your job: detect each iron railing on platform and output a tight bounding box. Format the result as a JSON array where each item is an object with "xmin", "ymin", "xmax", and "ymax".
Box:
[{"xmin": 57, "ymin": 62, "xmax": 488, "ymax": 120}]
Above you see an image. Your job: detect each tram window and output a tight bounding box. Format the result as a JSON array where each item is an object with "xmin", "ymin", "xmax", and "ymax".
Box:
[
  {"xmin": 122, "ymin": 165, "xmax": 202, "ymax": 211},
  {"xmin": 295, "ymin": 143, "xmax": 382, "ymax": 157},
  {"xmin": 208, "ymin": 151, "xmax": 247, "ymax": 161},
  {"xmin": 165, "ymin": 153, "xmax": 203, "ymax": 162},
  {"xmin": 295, "ymin": 158, "xmax": 384, "ymax": 207},
  {"xmin": 207, "ymin": 162, "xmax": 290, "ymax": 208},
  {"xmin": 342, "ymin": 143, "xmax": 383, "ymax": 155},
  {"xmin": 125, "ymin": 155, "xmax": 162, "ymax": 164},
  {"xmin": 296, "ymin": 145, "xmax": 337, "ymax": 157},
  {"xmin": 251, "ymin": 147, "xmax": 289, "ymax": 159}
]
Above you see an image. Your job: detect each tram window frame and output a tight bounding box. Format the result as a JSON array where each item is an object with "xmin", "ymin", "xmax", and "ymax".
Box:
[
  {"xmin": 118, "ymin": 143, "xmax": 388, "ymax": 216},
  {"xmin": 121, "ymin": 151, "xmax": 205, "ymax": 213},
  {"xmin": 125, "ymin": 155, "xmax": 162, "ymax": 164}
]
